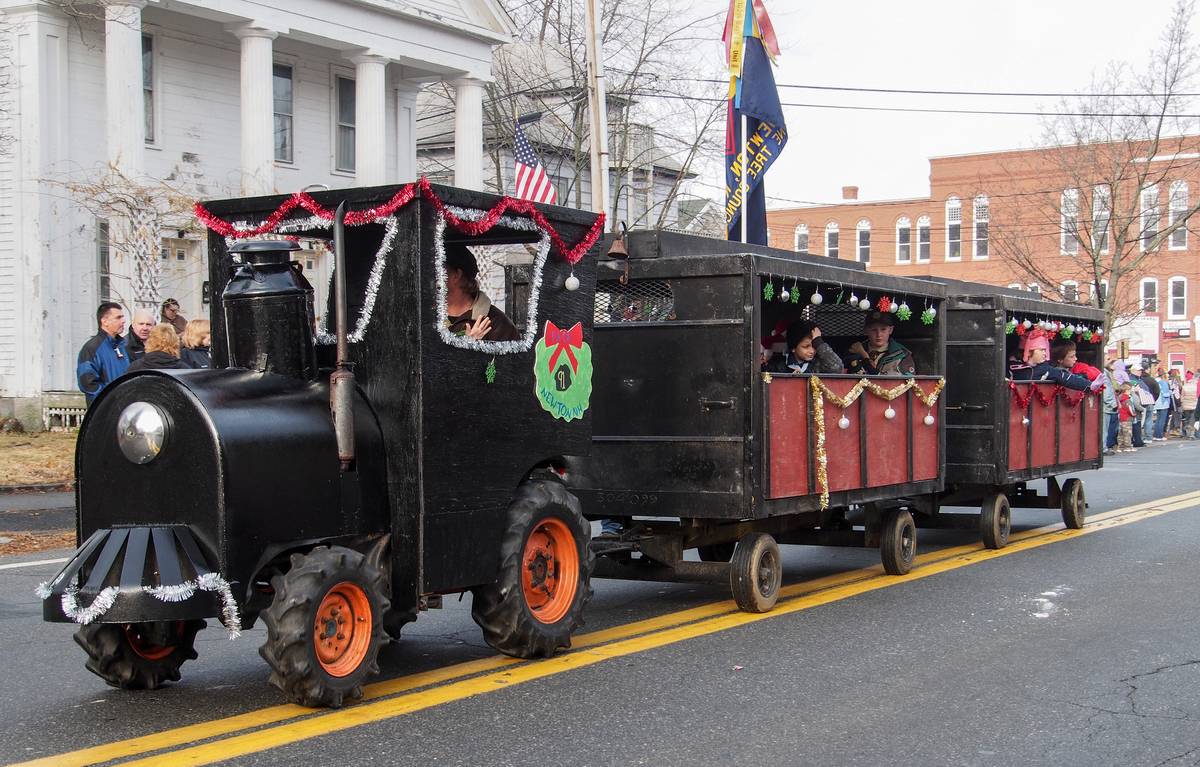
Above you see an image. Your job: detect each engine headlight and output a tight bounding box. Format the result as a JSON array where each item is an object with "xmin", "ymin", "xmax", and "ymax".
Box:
[{"xmin": 116, "ymin": 402, "xmax": 168, "ymax": 464}]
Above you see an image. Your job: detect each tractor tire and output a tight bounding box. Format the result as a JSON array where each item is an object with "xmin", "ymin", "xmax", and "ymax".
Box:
[
  {"xmin": 881, "ymin": 509, "xmax": 917, "ymax": 576},
  {"xmin": 729, "ymin": 532, "xmax": 782, "ymax": 613},
  {"xmin": 697, "ymin": 542, "xmax": 736, "ymax": 562},
  {"xmin": 980, "ymin": 493, "xmax": 1012, "ymax": 550},
  {"xmin": 1061, "ymin": 478, "xmax": 1086, "ymax": 529},
  {"xmin": 75, "ymin": 619, "xmax": 205, "ymax": 690},
  {"xmin": 471, "ymin": 479, "xmax": 593, "ymax": 658},
  {"xmin": 259, "ymin": 545, "xmax": 388, "ymax": 708}
]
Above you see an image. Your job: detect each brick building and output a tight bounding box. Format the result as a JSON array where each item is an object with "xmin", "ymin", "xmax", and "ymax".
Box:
[{"xmin": 766, "ymin": 137, "xmax": 1200, "ymax": 370}]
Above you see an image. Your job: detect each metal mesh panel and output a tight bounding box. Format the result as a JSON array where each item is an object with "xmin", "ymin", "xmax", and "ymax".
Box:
[
  {"xmin": 810, "ymin": 303, "xmax": 868, "ymax": 337},
  {"xmin": 595, "ymin": 279, "xmax": 676, "ymax": 323}
]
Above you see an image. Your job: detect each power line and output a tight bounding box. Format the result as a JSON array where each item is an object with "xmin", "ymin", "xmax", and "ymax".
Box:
[{"xmin": 668, "ymin": 77, "xmax": 1200, "ymax": 99}]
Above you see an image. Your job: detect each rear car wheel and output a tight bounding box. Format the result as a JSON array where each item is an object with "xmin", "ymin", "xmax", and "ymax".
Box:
[
  {"xmin": 1061, "ymin": 478, "xmax": 1086, "ymax": 529},
  {"xmin": 980, "ymin": 493, "xmax": 1012, "ymax": 549},
  {"xmin": 471, "ymin": 479, "xmax": 593, "ymax": 658},
  {"xmin": 259, "ymin": 545, "xmax": 388, "ymax": 708},
  {"xmin": 75, "ymin": 619, "xmax": 205, "ymax": 690}
]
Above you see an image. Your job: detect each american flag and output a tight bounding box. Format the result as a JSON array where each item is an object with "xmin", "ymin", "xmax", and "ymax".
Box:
[{"xmin": 512, "ymin": 120, "xmax": 557, "ymax": 204}]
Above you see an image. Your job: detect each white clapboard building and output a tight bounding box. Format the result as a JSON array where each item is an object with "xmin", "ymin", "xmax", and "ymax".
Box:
[{"xmin": 0, "ymin": 0, "xmax": 511, "ymax": 427}]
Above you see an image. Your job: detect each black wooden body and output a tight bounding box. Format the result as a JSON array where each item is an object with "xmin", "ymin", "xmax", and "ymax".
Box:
[
  {"xmin": 935, "ymin": 280, "xmax": 1105, "ymax": 499},
  {"xmin": 559, "ymin": 230, "xmax": 948, "ymax": 525}
]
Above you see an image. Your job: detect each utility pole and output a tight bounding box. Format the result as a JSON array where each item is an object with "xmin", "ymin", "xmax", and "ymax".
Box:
[{"xmin": 584, "ymin": 0, "xmax": 611, "ymax": 229}]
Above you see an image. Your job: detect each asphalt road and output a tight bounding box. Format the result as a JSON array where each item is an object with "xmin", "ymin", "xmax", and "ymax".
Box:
[{"xmin": 3, "ymin": 444, "xmax": 1199, "ymax": 766}]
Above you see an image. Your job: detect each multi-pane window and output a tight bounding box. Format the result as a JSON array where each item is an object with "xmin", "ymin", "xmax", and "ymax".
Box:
[
  {"xmin": 1169, "ymin": 276, "xmax": 1187, "ymax": 318},
  {"xmin": 335, "ymin": 75, "xmax": 356, "ymax": 172},
  {"xmin": 825, "ymin": 222, "xmax": 839, "ymax": 259},
  {"xmin": 1092, "ymin": 185, "xmax": 1111, "ymax": 253},
  {"xmin": 856, "ymin": 219, "xmax": 871, "ymax": 264},
  {"xmin": 1169, "ymin": 181, "xmax": 1188, "ymax": 249},
  {"xmin": 1141, "ymin": 185, "xmax": 1160, "ymax": 251},
  {"xmin": 1141, "ymin": 278, "xmax": 1158, "ymax": 312},
  {"xmin": 1060, "ymin": 281, "xmax": 1079, "ymax": 303},
  {"xmin": 274, "ymin": 64, "xmax": 294, "ymax": 163},
  {"xmin": 973, "ymin": 195, "xmax": 989, "ymax": 258},
  {"xmin": 896, "ymin": 217, "xmax": 911, "ymax": 263},
  {"xmin": 97, "ymin": 220, "xmax": 111, "ymax": 303},
  {"xmin": 946, "ymin": 197, "xmax": 962, "ymax": 259},
  {"xmin": 794, "ymin": 224, "xmax": 809, "ymax": 254},
  {"xmin": 1061, "ymin": 189, "xmax": 1080, "ymax": 254},
  {"xmin": 917, "ymin": 215, "xmax": 931, "ymax": 262},
  {"xmin": 142, "ymin": 35, "xmax": 154, "ymax": 143}
]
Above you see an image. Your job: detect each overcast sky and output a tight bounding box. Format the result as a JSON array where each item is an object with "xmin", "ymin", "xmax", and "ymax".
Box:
[{"xmin": 689, "ymin": 0, "xmax": 1192, "ymax": 209}]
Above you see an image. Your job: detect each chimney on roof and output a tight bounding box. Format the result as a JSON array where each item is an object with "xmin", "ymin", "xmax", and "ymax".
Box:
[{"xmin": 842, "ymin": 186, "xmax": 859, "ymax": 201}]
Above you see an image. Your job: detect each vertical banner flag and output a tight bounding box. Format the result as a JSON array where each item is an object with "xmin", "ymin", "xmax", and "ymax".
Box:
[
  {"xmin": 513, "ymin": 119, "xmax": 558, "ymax": 204},
  {"xmin": 724, "ymin": 0, "xmax": 785, "ymax": 244}
]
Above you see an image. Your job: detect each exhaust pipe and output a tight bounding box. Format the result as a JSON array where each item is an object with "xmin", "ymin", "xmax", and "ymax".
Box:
[{"xmin": 330, "ymin": 202, "xmax": 356, "ymax": 471}]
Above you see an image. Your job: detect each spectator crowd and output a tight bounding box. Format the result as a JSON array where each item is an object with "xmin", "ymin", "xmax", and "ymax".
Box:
[
  {"xmin": 76, "ymin": 299, "xmax": 211, "ymax": 405},
  {"xmin": 1103, "ymin": 361, "xmax": 1199, "ymax": 454}
]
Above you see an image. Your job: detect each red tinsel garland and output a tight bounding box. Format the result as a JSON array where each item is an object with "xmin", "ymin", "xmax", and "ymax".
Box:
[
  {"xmin": 1010, "ymin": 381, "xmax": 1097, "ymax": 411},
  {"xmin": 193, "ymin": 176, "xmax": 606, "ymax": 266}
]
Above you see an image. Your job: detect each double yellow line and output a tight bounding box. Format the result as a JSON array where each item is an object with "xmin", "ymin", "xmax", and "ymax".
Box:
[{"xmin": 15, "ymin": 489, "xmax": 1200, "ymax": 767}]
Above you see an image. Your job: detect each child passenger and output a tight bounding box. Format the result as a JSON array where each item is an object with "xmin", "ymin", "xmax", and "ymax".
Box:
[{"xmin": 764, "ymin": 320, "xmax": 844, "ymax": 375}]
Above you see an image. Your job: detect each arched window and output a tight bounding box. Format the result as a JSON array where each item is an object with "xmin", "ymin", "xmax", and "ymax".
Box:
[
  {"xmin": 916, "ymin": 215, "xmax": 931, "ymax": 262},
  {"xmin": 896, "ymin": 217, "xmax": 911, "ymax": 263},
  {"xmin": 794, "ymin": 224, "xmax": 809, "ymax": 254},
  {"xmin": 1169, "ymin": 181, "xmax": 1188, "ymax": 250},
  {"xmin": 825, "ymin": 222, "xmax": 839, "ymax": 259},
  {"xmin": 945, "ymin": 197, "xmax": 962, "ymax": 260},
  {"xmin": 856, "ymin": 219, "xmax": 871, "ymax": 264},
  {"xmin": 973, "ymin": 195, "xmax": 989, "ymax": 259}
]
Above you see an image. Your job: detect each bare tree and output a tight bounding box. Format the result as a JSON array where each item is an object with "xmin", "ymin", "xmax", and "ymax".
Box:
[
  {"xmin": 418, "ymin": 0, "xmax": 725, "ymax": 229},
  {"xmin": 996, "ymin": 0, "xmax": 1200, "ymax": 335}
]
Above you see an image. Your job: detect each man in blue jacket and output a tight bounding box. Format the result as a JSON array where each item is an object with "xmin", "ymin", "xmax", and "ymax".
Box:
[{"xmin": 77, "ymin": 302, "xmax": 130, "ymax": 405}]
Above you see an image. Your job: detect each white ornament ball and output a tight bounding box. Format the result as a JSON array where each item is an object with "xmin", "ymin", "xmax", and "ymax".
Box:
[
  {"xmin": 926, "ymin": 308, "xmax": 937, "ymax": 319},
  {"xmin": 884, "ymin": 406, "xmax": 896, "ymax": 420},
  {"xmin": 564, "ymin": 273, "xmax": 580, "ymax": 291},
  {"xmin": 810, "ymin": 291, "xmax": 824, "ymax": 305},
  {"xmin": 838, "ymin": 415, "xmax": 851, "ymax": 430},
  {"xmin": 899, "ymin": 302, "xmax": 910, "ymax": 314},
  {"xmin": 859, "ymin": 298, "xmax": 872, "ymax": 310},
  {"xmin": 923, "ymin": 414, "xmax": 935, "ymax": 426},
  {"xmin": 1022, "ymin": 417, "xmax": 1030, "ymax": 426},
  {"xmin": 849, "ymin": 293, "xmax": 859, "ymax": 306},
  {"xmin": 889, "ymin": 302, "xmax": 899, "ymax": 313},
  {"xmin": 780, "ymin": 288, "xmax": 790, "ymax": 302},
  {"xmin": 1022, "ymin": 320, "xmax": 1032, "ymax": 329}
]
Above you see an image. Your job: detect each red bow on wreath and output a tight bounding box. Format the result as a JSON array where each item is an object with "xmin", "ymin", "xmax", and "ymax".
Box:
[{"xmin": 545, "ymin": 321, "xmax": 583, "ymax": 373}]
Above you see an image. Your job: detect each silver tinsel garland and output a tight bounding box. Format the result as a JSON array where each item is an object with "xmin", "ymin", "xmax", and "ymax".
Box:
[{"xmin": 435, "ymin": 205, "xmax": 551, "ymax": 355}]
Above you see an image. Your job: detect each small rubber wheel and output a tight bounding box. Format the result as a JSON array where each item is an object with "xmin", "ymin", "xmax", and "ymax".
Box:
[
  {"xmin": 259, "ymin": 545, "xmax": 388, "ymax": 708},
  {"xmin": 472, "ymin": 479, "xmax": 593, "ymax": 658},
  {"xmin": 1061, "ymin": 478, "xmax": 1086, "ymax": 529},
  {"xmin": 75, "ymin": 619, "xmax": 205, "ymax": 690},
  {"xmin": 729, "ymin": 533, "xmax": 782, "ymax": 613},
  {"xmin": 697, "ymin": 542, "xmax": 736, "ymax": 562},
  {"xmin": 980, "ymin": 493, "xmax": 1012, "ymax": 549},
  {"xmin": 881, "ymin": 509, "xmax": 917, "ymax": 575}
]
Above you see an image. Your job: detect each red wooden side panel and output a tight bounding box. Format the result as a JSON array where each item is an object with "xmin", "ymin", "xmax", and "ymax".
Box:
[
  {"xmin": 767, "ymin": 378, "xmax": 809, "ymax": 498},
  {"xmin": 1057, "ymin": 394, "xmax": 1084, "ymax": 464},
  {"xmin": 911, "ymin": 397, "xmax": 939, "ymax": 481},
  {"xmin": 1030, "ymin": 383, "xmax": 1057, "ymax": 468},
  {"xmin": 1082, "ymin": 393, "xmax": 1101, "ymax": 459},
  {"xmin": 864, "ymin": 393, "xmax": 908, "ymax": 487},
  {"xmin": 821, "ymin": 379, "xmax": 863, "ymax": 493},
  {"xmin": 1008, "ymin": 383, "xmax": 1030, "ymax": 471}
]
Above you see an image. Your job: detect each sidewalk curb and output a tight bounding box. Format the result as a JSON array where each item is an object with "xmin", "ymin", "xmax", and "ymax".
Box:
[{"xmin": 0, "ymin": 483, "xmax": 74, "ymax": 495}]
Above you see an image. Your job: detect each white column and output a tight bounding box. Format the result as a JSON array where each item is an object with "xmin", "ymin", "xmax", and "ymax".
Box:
[
  {"xmin": 453, "ymin": 77, "xmax": 484, "ymax": 191},
  {"xmin": 394, "ymin": 81, "xmax": 422, "ymax": 183},
  {"xmin": 351, "ymin": 53, "xmax": 388, "ymax": 186},
  {"xmin": 231, "ymin": 25, "xmax": 277, "ymax": 196},
  {"xmin": 105, "ymin": 0, "xmax": 145, "ymax": 174}
]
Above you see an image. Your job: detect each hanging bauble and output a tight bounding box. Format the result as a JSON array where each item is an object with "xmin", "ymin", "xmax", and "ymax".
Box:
[
  {"xmin": 1061, "ymin": 326, "xmax": 1073, "ymax": 339},
  {"xmin": 1021, "ymin": 417, "xmax": 1030, "ymax": 426},
  {"xmin": 923, "ymin": 413, "xmax": 935, "ymax": 426},
  {"xmin": 859, "ymin": 298, "xmax": 872, "ymax": 310},
  {"xmin": 810, "ymin": 291, "xmax": 824, "ymax": 305},
  {"xmin": 564, "ymin": 272, "xmax": 580, "ymax": 291},
  {"xmin": 1082, "ymin": 329, "xmax": 1093, "ymax": 341},
  {"xmin": 838, "ymin": 415, "xmax": 851, "ymax": 430},
  {"xmin": 780, "ymin": 287, "xmax": 790, "ymax": 302},
  {"xmin": 921, "ymin": 307, "xmax": 936, "ymax": 325},
  {"xmin": 896, "ymin": 302, "xmax": 912, "ymax": 321},
  {"xmin": 884, "ymin": 406, "xmax": 896, "ymax": 420},
  {"xmin": 849, "ymin": 293, "xmax": 859, "ymax": 306},
  {"xmin": 889, "ymin": 302, "xmax": 900, "ymax": 313},
  {"xmin": 1022, "ymin": 319, "xmax": 1032, "ymax": 329}
]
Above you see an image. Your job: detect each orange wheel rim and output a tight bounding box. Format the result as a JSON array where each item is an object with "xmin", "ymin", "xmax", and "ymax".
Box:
[
  {"xmin": 521, "ymin": 517, "xmax": 579, "ymax": 625},
  {"xmin": 313, "ymin": 582, "xmax": 372, "ymax": 677},
  {"xmin": 125, "ymin": 622, "xmax": 180, "ymax": 661}
]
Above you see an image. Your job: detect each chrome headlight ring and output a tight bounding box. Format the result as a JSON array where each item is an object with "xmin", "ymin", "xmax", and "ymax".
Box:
[{"xmin": 116, "ymin": 402, "xmax": 169, "ymax": 465}]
